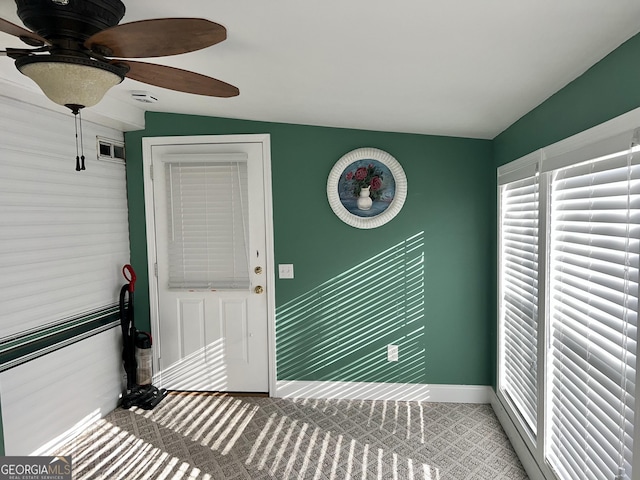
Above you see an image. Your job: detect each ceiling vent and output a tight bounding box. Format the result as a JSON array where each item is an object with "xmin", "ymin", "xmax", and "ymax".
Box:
[{"xmin": 131, "ymin": 90, "xmax": 159, "ymax": 104}]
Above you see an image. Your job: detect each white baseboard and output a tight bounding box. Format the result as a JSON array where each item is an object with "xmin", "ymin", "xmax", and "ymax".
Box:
[{"xmin": 275, "ymin": 380, "xmax": 491, "ymax": 403}]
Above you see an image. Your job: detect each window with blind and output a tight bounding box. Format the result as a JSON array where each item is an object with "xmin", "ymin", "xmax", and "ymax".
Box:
[
  {"xmin": 165, "ymin": 161, "xmax": 250, "ymax": 289},
  {"xmin": 497, "ymin": 131, "xmax": 639, "ymax": 480},
  {"xmin": 547, "ymin": 151, "xmax": 638, "ymax": 480},
  {"xmin": 499, "ymin": 173, "xmax": 539, "ymax": 437}
]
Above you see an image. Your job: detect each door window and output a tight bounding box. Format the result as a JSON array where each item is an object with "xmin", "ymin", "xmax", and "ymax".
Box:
[{"xmin": 165, "ymin": 161, "xmax": 250, "ymax": 289}]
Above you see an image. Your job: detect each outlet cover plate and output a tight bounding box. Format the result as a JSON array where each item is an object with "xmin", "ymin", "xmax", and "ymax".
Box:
[{"xmin": 387, "ymin": 344, "xmax": 398, "ymax": 362}]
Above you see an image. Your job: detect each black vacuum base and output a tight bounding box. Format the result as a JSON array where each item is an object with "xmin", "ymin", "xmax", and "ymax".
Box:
[{"xmin": 121, "ymin": 385, "xmax": 168, "ymax": 410}]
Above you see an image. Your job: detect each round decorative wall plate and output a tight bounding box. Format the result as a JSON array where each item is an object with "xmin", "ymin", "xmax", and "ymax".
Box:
[{"xmin": 327, "ymin": 147, "xmax": 407, "ymax": 229}]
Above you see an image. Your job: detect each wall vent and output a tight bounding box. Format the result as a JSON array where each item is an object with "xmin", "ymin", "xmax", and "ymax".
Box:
[{"xmin": 96, "ymin": 136, "xmax": 125, "ymax": 164}]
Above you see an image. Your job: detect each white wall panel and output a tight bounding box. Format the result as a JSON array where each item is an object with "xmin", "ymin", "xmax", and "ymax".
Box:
[
  {"xmin": 0, "ymin": 95, "xmax": 130, "ymax": 454},
  {"xmin": 0, "ymin": 95, "xmax": 130, "ymax": 338},
  {"xmin": 0, "ymin": 328, "xmax": 122, "ymax": 455}
]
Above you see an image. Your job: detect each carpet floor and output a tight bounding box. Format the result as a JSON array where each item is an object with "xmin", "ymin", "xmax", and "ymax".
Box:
[{"xmin": 53, "ymin": 392, "xmax": 528, "ymax": 479}]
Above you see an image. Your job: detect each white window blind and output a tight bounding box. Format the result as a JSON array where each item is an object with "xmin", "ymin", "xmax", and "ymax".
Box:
[
  {"xmin": 547, "ymin": 151, "xmax": 638, "ymax": 480},
  {"xmin": 499, "ymin": 173, "xmax": 539, "ymax": 437},
  {"xmin": 0, "ymin": 97, "xmax": 130, "ymax": 340},
  {"xmin": 165, "ymin": 161, "xmax": 250, "ymax": 289}
]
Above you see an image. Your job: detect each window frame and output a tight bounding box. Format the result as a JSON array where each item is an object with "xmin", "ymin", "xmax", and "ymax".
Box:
[
  {"xmin": 497, "ymin": 156, "xmax": 542, "ymax": 445},
  {"xmin": 497, "ymin": 150, "xmax": 546, "ymax": 462}
]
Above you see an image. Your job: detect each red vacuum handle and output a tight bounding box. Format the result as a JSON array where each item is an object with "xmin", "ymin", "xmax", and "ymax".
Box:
[{"xmin": 123, "ymin": 264, "xmax": 137, "ymax": 293}]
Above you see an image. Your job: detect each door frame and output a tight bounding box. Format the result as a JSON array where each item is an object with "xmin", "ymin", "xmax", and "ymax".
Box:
[{"xmin": 141, "ymin": 134, "xmax": 276, "ymax": 395}]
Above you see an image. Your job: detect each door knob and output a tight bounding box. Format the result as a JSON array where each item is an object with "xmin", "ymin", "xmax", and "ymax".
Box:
[{"xmin": 254, "ymin": 286, "xmax": 264, "ymax": 294}]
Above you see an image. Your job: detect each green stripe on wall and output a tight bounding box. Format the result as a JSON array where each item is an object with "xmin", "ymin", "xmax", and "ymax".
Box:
[{"xmin": 0, "ymin": 306, "xmax": 121, "ymax": 371}]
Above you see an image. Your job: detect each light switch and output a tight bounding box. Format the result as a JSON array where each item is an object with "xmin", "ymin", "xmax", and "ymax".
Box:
[{"xmin": 278, "ymin": 264, "xmax": 294, "ymax": 279}]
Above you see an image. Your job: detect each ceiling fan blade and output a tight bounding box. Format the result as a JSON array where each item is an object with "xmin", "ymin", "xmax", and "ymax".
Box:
[
  {"xmin": 117, "ymin": 60, "xmax": 239, "ymax": 98},
  {"xmin": 0, "ymin": 18, "xmax": 47, "ymax": 46},
  {"xmin": 86, "ymin": 18, "xmax": 226, "ymax": 58}
]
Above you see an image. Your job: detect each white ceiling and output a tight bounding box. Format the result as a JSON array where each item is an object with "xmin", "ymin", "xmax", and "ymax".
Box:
[{"xmin": 1, "ymin": 0, "xmax": 640, "ymax": 138}]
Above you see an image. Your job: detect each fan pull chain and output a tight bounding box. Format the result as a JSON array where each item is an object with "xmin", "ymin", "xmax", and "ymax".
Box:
[
  {"xmin": 72, "ymin": 106, "xmax": 86, "ymax": 171},
  {"xmin": 74, "ymin": 111, "xmax": 81, "ymax": 171},
  {"xmin": 79, "ymin": 109, "xmax": 86, "ymax": 170}
]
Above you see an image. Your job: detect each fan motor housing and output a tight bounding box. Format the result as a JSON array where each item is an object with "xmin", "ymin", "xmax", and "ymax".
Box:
[{"xmin": 16, "ymin": 0, "xmax": 126, "ymax": 42}]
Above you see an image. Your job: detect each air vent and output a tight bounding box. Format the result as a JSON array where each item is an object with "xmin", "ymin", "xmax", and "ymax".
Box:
[
  {"xmin": 96, "ymin": 136, "xmax": 125, "ymax": 164},
  {"xmin": 131, "ymin": 91, "xmax": 159, "ymax": 104}
]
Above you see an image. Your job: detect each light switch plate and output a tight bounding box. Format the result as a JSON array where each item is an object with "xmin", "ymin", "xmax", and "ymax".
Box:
[{"xmin": 278, "ymin": 264, "xmax": 294, "ymax": 279}]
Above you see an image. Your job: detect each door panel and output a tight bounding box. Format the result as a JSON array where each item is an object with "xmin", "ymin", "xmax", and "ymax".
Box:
[
  {"xmin": 222, "ymin": 298, "xmax": 248, "ymax": 361},
  {"xmin": 150, "ymin": 141, "xmax": 269, "ymax": 392},
  {"xmin": 179, "ymin": 299, "xmax": 205, "ymax": 359}
]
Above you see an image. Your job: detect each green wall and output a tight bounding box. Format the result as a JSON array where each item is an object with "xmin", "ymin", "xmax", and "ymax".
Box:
[
  {"xmin": 126, "ymin": 114, "xmax": 494, "ymax": 385},
  {"xmin": 490, "ymin": 32, "xmax": 640, "ymax": 386},
  {"xmin": 494, "ymin": 33, "xmax": 640, "ymax": 167}
]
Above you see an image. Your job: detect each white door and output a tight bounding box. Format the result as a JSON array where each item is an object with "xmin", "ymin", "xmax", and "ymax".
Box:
[{"xmin": 149, "ymin": 139, "xmax": 270, "ymax": 392}]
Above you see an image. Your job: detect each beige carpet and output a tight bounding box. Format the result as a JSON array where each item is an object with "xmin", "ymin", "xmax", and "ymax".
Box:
[{"xmin": 53, "ymin": 392, "xmax": 528, "ymax": 479}]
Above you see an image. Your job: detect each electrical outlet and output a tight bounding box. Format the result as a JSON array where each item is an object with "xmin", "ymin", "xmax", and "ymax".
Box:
[
  {"xmin": 278, "ymin": 264, "xmax": 294, "ymax": 279},
  {"xmin": 387, "ymin": 344, "xmax": 399, "ymax": 362}
]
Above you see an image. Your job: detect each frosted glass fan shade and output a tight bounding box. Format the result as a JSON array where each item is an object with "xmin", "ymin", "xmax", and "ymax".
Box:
[{"xmin": 16, "ymin": 56, "xmax": 125, "ymax": 109}]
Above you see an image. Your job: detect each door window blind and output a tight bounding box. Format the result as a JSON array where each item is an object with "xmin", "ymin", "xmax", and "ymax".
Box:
[
  {"xmin": 499, "ymin": 174, "xmax": 539, "ymax": 436},
  {"xmin": 165, "ymin": 161, "xmax": 250, "ymax": 289},
  {"xmin": 547, "ymin": 151, "xmax": 638, "ymax": 480}
]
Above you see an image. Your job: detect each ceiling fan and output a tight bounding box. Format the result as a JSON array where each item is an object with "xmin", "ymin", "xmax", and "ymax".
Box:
[{"xmin": 0, "ymin": 0, "xmax": 239, "ymax": 114}]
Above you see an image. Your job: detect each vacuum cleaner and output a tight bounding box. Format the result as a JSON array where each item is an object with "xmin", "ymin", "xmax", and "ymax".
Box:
[{"xmin": 119, "ymin": 264, "xmax": 168, "ymax": 410}]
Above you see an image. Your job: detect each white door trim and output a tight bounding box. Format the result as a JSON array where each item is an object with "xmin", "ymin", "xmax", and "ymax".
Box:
[{"xmin": 142, "ymin": 134, "xmax": 276, "ymax": 395}]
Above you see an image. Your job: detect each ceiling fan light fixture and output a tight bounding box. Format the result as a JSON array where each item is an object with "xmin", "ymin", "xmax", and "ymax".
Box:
[{"xmin": 15, "ymin": 55, "xmax": 126, "ymax": 110}]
